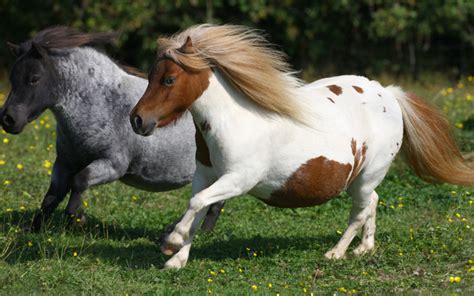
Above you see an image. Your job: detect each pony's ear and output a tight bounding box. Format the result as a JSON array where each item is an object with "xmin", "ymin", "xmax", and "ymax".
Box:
[
  {"xmin": 178, "ymin": 36, "xmax": 194, "ymax": 54},
  {"xmin": 30, "ymin": 42, "xmax": 48, "ymax": 58},
  {"xmin": 7, "ymin": 42, "xmax": 21, "ymax": 57}
]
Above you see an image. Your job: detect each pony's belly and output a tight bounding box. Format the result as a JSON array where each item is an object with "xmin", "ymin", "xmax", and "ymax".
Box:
[
  {"xmin": 251, "ymin": 156, "xmax": 352, "ymax": 208},
  {"xmin": 119, "ymin": 174, "xmax": 187, "ymax": 192}
]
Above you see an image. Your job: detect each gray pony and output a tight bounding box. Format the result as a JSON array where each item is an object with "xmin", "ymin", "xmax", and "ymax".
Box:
[{"xmin": 0, "ymin": 26, "xmax": 223, "ymax": 231}]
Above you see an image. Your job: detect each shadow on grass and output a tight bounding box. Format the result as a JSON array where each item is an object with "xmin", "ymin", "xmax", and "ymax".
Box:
[{"xmin": 0, "ymin": 209, "xmax": 339, "ymax": 269}]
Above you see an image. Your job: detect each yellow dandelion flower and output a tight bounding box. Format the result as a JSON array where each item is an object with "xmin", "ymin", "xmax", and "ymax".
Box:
[
  {"xmin": 43, "ymin": 160, "xmax": 52, "ymax": 169},
  {"xmin": 399, "ymin": 252, "xmax": 404, "ymax": 256},
  {"xmin": 45, "ymin": 123, "xmax": 51, "ymax": 129},
  {"xmin": 19, "ymin": 205, "xmax": 26, "ymax": 211},
  {"xmin": 47, "ymin": 238, "xmax": 53, "ymax": 243},
  {"xmin": 466, "ymin": 94, "xmax": 473, "ymax": 101},
  {"xmin": 398, "ymin": 203, "xmax": 404, "ymax": 208},
  {"xmin": 350, "ymin": 289, "xmax": 357, "ymax": 294},
  {"xmin": 447, "ymin": 87, "xmax": 453, "ymax": 93},
  {"xmin": 467, "ymin": 266, "xmax": 474, "ymax": 272},
  {"xmin": 75, "ymin": 218, "xmax": 81, "ymax": 223},
  {"xmin": 455, "ymin": 122, "xmax": 464, "ymax": 129},
  {"xmin": 457, "ymin": 82, "xmax": 464, "ymax": 88},
  {"xmin": 209, "ymin": 270, "xmax": 217, "ymax": 276},
  {"xmin": 362, "ymin": 271, "xmax": 368, "ymax": 276},
  {"xmin": 220, "ymin": 208, "xmax": 225, "ymax": 213},
  {"xmin": 454, "ymin": 276, "xmax": 461, "ymax": 283},
  {"xmin": 16, "ymin": 164, "xmax": 24, "ymax": 170},
  {"xmin": 469, "ymin": 200, "xmax": 473, "ymax": 205},
  {"xmin": 303, "ymin": 287, "xmax": 307, "ymax": 293},
  {"xmin": 338, "ymin": 287, "xmax": 347, "ymax": 292},
  {"xmin": 0, "ymin": 129, "xmax": 5, "ymax": 135},
  {"xmin": 441, "ymin": 89, "xmax": 447, "ymax": 96},
  {"xmin": 246, "ymin": 247, "xmax": 251, "ymax": 251},
  {"xmin": 4, "ymin": 180, "xmax": 12, "ymax": 185},
  {"xmin": 219, "ymin": 269, "xmax": 225, "ymax": 274},
  {"xmin": 466, "ymin": 225, "xmax": 471, "ymax": 229},
  {"xmin": 47, "ymin": 170, "xmax": 52, "ymax": 176},
  {"xmin": 468, "ymin": 259, "xmax": 473, "ymax": 264},
  {"xmin": 207, "ymin": 288, "xmax": 212, "ymax": 294},
  {"xmin": 34, "ymin": 124, "xmax": 39, "ymax": 130},
  {"xmin": 40, "ymin": 120, "xmax": 45, "ymax": 125},
  {"xmin": 3, "ymin": 138, "xmax": 9, "ymax": 144},
  {"xmin": 336, "ymin": 230, "xmax": 342, "ymax": 235},
  {"xmin": 468, "ymin": 75, "xmax": 474, "ymax": 82},
  {"xmin": 0, "ymin": 160, "xmax": 5, "ymax": 165},
  {"xmin": 253, "ymin": 252, "xmax": 257, "ymax": 257},
  {"xmin": 455, "ymin": 213, "xmax": 461, "ymax": 218},
  {"xmin": 267, "ymin": 283, "xmax": 272, "ymax": 288},
  {"xmin": 132, "ymin": 195, "xmax": 138, "ymax": 201},
  {"xmin": 73, "ymin": 251, "xmax": 78, "ymax": 257},
  {"xmin": 251, "ymin": 285, "xmax": 257, "ymax": 291},
  {"xmin": 207, "ymin": 278, "xmax": 213, "ymax": 283},
  {"xmin": 5, "ymin": 208, "xmax": 13, "ymax": 212},
  {"xmin": 27, "ymin": 241, "xmax": 33, "ymax": 247},
  {"xmin": 390, "ymin": 205, "xmax": 395, "ymax": 209},
  {"xmin": 83, "ymin": 200, "xmax": 88, "ymax": 207}
]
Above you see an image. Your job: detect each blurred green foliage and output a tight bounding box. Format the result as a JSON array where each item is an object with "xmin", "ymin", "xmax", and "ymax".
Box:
[{"xmin": 0, "ymin": 0, "xmax": 473, "ymax": 77}]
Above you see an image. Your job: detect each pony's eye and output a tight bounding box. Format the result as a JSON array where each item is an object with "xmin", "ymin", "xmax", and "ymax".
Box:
[
  {"xmin": 30, "ymin": 75, "xmax": 40, "ymax": 86},
  {"xmin": 163, "ymin": 76, "xmax": 176, "ymax": 87}
]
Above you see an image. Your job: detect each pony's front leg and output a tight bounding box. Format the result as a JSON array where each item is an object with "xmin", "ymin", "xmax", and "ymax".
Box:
[
  {"xmin": 162, "ymin": 173, "xmax": 250, "ymax": 269},
  {"xmin": 32, "ymin": 158, "xmax": 71, "ymax": 231},
  {"xmin": 66, "ymin": 158, "xmax": 126, "ymax": 224}
]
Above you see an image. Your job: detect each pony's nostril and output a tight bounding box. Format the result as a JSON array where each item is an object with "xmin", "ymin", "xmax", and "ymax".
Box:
[
  {"xmin": 133, "ymin": 115, "xmax": 143, "ymax": 129},
  {"xmin": 2, "ymin": 114, "xmax": 15, "ymax": 127}
]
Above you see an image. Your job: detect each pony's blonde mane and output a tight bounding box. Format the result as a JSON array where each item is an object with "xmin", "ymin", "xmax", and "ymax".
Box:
[{"xmin": 157, "ymin": 24, "xmax": 307, "ymax": 122}]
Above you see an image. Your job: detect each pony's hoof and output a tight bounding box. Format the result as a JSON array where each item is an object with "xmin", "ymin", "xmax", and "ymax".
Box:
[
  {"xmin": 161, "ymin": 256, "xmax": 186, "ymax": 270},
  {"xmin": 353, "ymin": 243, "xmax": 374, "ymax": 256},
  {"xmin": 324, "ymin": 249, "xmax": 346, "ymax": 259},
  {"xmin": 161, "ymin": 243, "xmax": 180, "ymax": 256}
]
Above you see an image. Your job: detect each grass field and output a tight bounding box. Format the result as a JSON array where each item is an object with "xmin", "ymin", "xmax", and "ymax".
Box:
[{"xmin": 0, "ymin": 75, "xmax": 473, "ymax": 295}]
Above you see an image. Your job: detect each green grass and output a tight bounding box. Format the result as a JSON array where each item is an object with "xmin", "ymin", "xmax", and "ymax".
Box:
[{"xmin": 0, "ymin": 76, "xmax": 473, "ymax": 295}]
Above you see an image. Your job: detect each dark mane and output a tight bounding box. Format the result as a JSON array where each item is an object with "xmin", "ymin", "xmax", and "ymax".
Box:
[
  {"xmin": 20, "ymin": 26, "xmax": 118, "ymax": 52},
  {"xmin": 18, "ymin": 26, "xmax": 146, "ymax": 79}
]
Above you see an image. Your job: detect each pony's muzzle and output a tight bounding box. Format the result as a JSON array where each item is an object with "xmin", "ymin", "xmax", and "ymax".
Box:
[{"xmin": 130, "ymin": 113, "xmax": 156, "ymax": 137}]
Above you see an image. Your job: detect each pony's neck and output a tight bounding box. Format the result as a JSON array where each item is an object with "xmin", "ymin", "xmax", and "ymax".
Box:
[
  {"xmin": 48, "ymin": 47, "xmax": 133, "ymax": 122},
  {"xmin": 190, "ymin": 70, "xmax": 273, "ymax": 127},
  {"xmin": 50, "ymin": 47, "xmax": 126, "ymax": 108}
]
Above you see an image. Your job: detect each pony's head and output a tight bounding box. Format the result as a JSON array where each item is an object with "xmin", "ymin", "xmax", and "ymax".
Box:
[
  {"xmin": 130, "ymin": 37, "xmax": 210, "ymax": 136},
  {"xmin": 130, "ymin": 24, "xmax": 307, "ymax": 136},
  {"xmin": 1, "ymin": 42, "xmax": 57, "ymax": 134},
  {"xmin": 1, "ymin": 26, "xmax": 118, "ymax": 134}
]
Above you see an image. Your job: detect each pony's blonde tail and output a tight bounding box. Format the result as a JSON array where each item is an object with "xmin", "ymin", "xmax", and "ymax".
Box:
[{"xmin": 388, "ymin": 86, "xmax": 474, "ymax": 187}]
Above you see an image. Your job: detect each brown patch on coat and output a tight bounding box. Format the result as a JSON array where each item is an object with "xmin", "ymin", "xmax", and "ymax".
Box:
[
  {"xmin": 131, "ymin": 59, "xmax": 211, "ymax": 128},
  {"xmin": 347, "ymin": 139, "xmax": 368, "ymax": 185},
  {"xmin": 327, "ymin": 97, "xmax": 335, "ymax": 104},
  {"xmin": 200, "ymin": 120, "xmax": 211, "ymax": 133},
  {"xmin": 264, "ymin": 157, "xmax": 352, "ymax": 208},
  {"xmin": 377, "ymin": 93, "xmax": 382, "ymax": 98},
  {"xmin": 383, "ymin": 106, "xmax": 387, "ymax": 113},
  {"xmin": 352, "ymin": 85, "xmax": 364, "ymax": 93},
  {"xmin": 327, "ymin": 85, "xmax": 343, "ymax": 96},
  {"xmin": 194, "ymin": 122, "xmax": 212, "ymax": 167}
]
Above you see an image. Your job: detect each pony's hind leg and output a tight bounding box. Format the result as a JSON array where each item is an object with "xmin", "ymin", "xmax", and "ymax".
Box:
[
  {"xmin": 353, "ymin": 192, "xmax": 378, "ymax": 256},
  {"xmin": 324, "ymin": 190, "xmax": 378, "ymax": 259},
  {"xmin": 325, "ymin": 161, "xmax": 390, "ymax": 259}
]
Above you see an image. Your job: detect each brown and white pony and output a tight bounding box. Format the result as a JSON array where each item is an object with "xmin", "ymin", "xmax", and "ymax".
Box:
[{"xmin": 130, "ymin": 24, "xmax": 474, "ymax": 269}]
